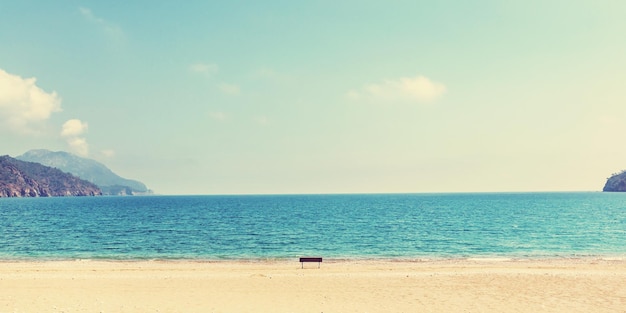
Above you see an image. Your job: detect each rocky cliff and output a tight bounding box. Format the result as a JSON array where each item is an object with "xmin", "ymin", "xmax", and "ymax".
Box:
[
  {"xmin": 0, "ymin": 155, "xmax": 102, "ymax": 197},
  {"xmin": 603, "ymin": 171, "xmax": 626, "ymax": 192}
]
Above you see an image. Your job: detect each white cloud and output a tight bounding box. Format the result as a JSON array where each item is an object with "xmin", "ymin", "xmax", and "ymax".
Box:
[
  {"xmin": 0, "ymin": 68, "xmax": 62, "ymax": 134},
  {"xmin": 189, "ymin": 63, "xmax": 219, "ymax": 76},
  {"xmin": 218, "ymin": 83, "xmax": 241, "ymax": 95},
  {"xmin": 61, "ymin": 119, "xmax": 89, "ymax": 156},
  {"xmin": 347, "ymin": 75, "xmax": 446, "ymax": 103},
  {"xmin": 61, "ymin": 119, "xmax": 88, "ymax": 137},
  {"xmin": 79, "ymin": 7, "xmax": 124, "ymax": 41}
]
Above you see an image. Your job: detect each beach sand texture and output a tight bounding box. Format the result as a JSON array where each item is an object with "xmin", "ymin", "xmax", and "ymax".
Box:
[{"xmin": 1, "ymin": 259, "xmax": 625, "ymax": 313}]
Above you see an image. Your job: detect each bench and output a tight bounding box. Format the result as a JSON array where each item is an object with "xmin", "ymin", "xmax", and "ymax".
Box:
[{"xmin": 299, "ymin": 257, "xmax": 322, "ymax": 268}]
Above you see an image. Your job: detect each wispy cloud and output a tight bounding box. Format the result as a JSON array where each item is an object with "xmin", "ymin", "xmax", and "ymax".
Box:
[
  {"xmin": 254, "ymin": 115, "xmax": 269, "ymax": 126},
  {"xmin": 250, "ymin": 67, "xmax": 292, "ymax": 83},
  {"xmin": 209, "ymin": 111, "xmax": 227, "ymax": 121},
  {"xmin": 101, "ymin": 149, "xmax": 116, "ymax": 158},
  {"xmin": 66, "ymin": 137, "xmax": 89, "ymax": 157},
  {"xmin": 61, "ymin": 119, "xmax": 89, "ymax": 156},
  {"xmin": 189, "ymin": 63, "xmax": 219, "ymax": 77},
  {"xmin": 0, "ymin": 68, "xmax": 61, "ymax": 134},
  {"xmin": 79, "ymin": 7, "xmax": 124, "ymax": 42},
  {"xmin": 218, "ymin": 83, "xmax": 241, "ymax": 95},
  {"xmin": 347, "ymin": 75, "xmax": 446, "ymax": 103}
]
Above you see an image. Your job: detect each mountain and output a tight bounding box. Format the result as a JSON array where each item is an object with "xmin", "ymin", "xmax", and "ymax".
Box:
[
  {"xmin": 17, "ymin": 149, "xmax": 150, "ymax": 195},
  {"xmin": 603, "ymin": 170, "xmax": 626, "ymax": 192},
  {"xmin": 0, "ymin": 155, "xmax": 101, "ymax": 197}
]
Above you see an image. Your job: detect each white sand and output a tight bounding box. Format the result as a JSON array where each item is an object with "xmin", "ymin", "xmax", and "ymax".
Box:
[{"xmin": 1, "ymin": 259, "xmax": 625, "ymax": 312}]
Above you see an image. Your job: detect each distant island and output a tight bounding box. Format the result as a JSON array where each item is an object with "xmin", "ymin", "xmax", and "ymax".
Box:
[
  {"xmin": 17, "ymin": 149, "xmax": 152, "ymax": 196},
  {"xmin": 0, "ymin": 155, "xmax": 101, "ymax": 197},
  {"xmin": 603, "ymin": 170, "xmax": 626, "ymax": 192}
]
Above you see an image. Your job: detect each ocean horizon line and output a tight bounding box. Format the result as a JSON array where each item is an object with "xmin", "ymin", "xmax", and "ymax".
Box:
[{"xmin": 137, "ymin": 190, "xmax": 605, "ymax": 197}]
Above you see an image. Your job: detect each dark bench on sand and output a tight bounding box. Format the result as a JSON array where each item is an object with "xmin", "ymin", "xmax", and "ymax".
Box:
[{"xmin": 299, "ymin": 257, "xmax": 322, "ymax": 268}]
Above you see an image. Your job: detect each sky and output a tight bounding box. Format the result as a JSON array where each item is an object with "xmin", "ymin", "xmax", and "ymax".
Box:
[{"xmin": 1, "ymin": 1, "xmax": 626, "ymax": 195}]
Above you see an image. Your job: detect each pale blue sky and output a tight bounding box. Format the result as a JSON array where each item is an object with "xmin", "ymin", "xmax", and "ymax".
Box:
[{"xmin": 1, "ymin": 1, "xmax": 625, "ymax": 194}]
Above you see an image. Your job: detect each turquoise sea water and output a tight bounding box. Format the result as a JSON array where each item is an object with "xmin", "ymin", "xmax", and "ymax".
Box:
[{"xmin": 1, "ymin": 192, "xmax": 625, "ymax": 260}]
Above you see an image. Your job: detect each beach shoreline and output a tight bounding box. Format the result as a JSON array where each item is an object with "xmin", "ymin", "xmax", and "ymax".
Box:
[
  {"xmin": 1, "ymin": 258, "xmax": 624, "ymax": 312},
  {"xmin": 2, "ymin": 252, "xmax": 625, "ymax": 262}
]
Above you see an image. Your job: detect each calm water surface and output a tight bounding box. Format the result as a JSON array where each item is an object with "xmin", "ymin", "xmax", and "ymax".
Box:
[{"xmin": 1, "ymin": 192, "xmax": 625, "ymax": 260}]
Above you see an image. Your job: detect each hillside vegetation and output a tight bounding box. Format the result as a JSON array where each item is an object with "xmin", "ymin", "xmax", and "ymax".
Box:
[{"xmin": 0, "ymin": 155, "xmax": 101, "ymax": 197}]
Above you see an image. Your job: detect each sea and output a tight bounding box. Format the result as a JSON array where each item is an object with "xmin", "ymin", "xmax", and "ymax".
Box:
[{"xmin": 1, "ymin": 192, "xmax": 625, "ymax": 261}]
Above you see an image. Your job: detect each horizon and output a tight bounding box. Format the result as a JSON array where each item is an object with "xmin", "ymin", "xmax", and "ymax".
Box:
[{"xmin": 2, "ymin": 1, "xmax": 626, "ymax": 195}]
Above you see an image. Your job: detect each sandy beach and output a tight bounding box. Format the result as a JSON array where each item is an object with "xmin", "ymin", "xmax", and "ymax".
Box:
[{"xmin": 1, "ymin": 258, "xmax": 624, "ymax": 313}]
